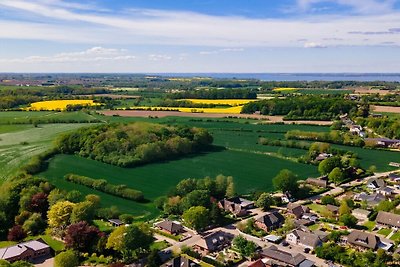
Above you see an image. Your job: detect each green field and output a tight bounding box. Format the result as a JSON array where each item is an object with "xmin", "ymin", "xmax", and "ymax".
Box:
[
  {"xmin": 0, "ymin": 111, "xmax": 101, "ymax": 124},
  {"xmin": 0, "ymin": 123, "xmax": 91, "ymax": 180}
]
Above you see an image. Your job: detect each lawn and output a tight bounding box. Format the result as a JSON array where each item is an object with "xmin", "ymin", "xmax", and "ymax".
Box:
[
  {"xmin": 390, "ymin": 231, "xmax": 400, "ymax": 241},
  {"xmin": 363, "ymin": 221, "xmax": 376, "ymax": 231},
  {"xmin": 307, "ymin": 203, "xmax": 327, "ymax": 214},
  {"xmin": 150, "ymin": 240, "xmax": 170, "ymax": 251},
  {"xmin": 0, "ymin": 241, "xmax": 17, "ymax": 249},
  {"xmin": 377, "ymin": 228, "xmax": 391, "ymax": 237},
  {"xmin": 93, "ymin": 220, "xmax": 116, "ymax": 233}
]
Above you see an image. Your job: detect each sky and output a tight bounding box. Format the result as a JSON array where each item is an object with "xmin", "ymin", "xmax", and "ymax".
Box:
[{"xmin": 0, "ymin": 0, "xmax": 400, "ymax": 73}]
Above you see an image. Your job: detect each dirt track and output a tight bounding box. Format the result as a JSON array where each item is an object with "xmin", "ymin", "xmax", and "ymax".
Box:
[
  {"xmin": 372, "ymin": 105, "xmax": 400, "ymax": 113},
  {"xmin": 100, "ymin": 110, "xmax": 333, "ymax": 125}
]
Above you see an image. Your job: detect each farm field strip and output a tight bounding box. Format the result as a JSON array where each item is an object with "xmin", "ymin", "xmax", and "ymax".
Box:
[
  {"xmin": 183, "ymin": 99, "xmax": 256, "ymax": 105},
  {"xmin": 28, "ymin": 100, "xmax": 97, "ymax": 111},
  {"xmin": 130, "ymin": 106, "xmax": 243, "ymax": 114}
]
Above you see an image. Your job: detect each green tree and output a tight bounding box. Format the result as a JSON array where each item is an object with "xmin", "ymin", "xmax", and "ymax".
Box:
[
  {"xmin": 339, "ymin": 200, "xmax": 351, "ymax": 216},
  {"xmin": 47, "ymin": 201, "xmax": 75, "ymax": 230},
  {"xmin": 70, "ymin": 201, "xmax": 95, "ymax": 223},
  {"xmin": 232, "ymin": 236, "xmax": 257, "ymax": 258},
  {"xmin": 318, "ymin": 157, "xmax": 341, "ymax": 175},
  {"xmin": 273, "ymin": 169, "xmax": 298, "ymax": 195},
  {"xmin": 180, "ymin": 190, "xmax": 210, "ymax": 211},
  {"xmin": 54, "ymin": 250, "xmax": 79, "ymax": 267},
  {"xmin": 106, "ymin": 226, "xmax": 127, "ymax": 251},
  {"xmin": 183, "ymin": 206, "xmax": 210, "ymax": 232},
  {"xmin": 225, "ymin": 176, "xmax": 235, "ymax": 198},
  {"xmin": 321, "ymin": 195, "xmax": 337, "ymax": 206},
  {"xmin": 339, "ymin": 214, "xmax": 358, "ymax": 228},
  {"xmin": 22, "ymin": 213, "xmax": 46, "ymax": 235},
  {"xmin": 123, "ymin": 223, "xmax": 154, "ymax": 259},
  {"xmin": 255, "ymin": 193, "xmax": 274, "ymax": 211},
  {"xmin": 147, "ymin": 249, "xmax": 162, "ymax": 267},
  {"xmin": 328, "ymin": 167, "xmax": 345, "ymax": 185},
  {"xmin": 47, "ymin": 189, "xmax": 65, "ymax": 206}
]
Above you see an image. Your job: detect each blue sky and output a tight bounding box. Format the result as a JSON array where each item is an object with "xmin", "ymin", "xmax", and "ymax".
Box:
[{"xmin": 0, "ymin": 0, "xmax": 400, "ymax": 73}]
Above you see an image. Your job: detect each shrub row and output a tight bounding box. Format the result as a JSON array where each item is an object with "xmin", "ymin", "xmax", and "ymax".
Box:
[{"xmin": 65, "ymin": 174, "xmax": 144, "ymax": 202}]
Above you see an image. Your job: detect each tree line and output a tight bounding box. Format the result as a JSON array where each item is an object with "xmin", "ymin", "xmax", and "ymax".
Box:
[
  {"xmin": 168, "ymin": 88, "xmax": 257, "ymax": 99},
  {"xmin": 65, "ymin": 174, "xmax": 144, "ymax": 202},
  {"xmin": 241, "ymin": 96, "xmax": 358, "ymax": 120}
]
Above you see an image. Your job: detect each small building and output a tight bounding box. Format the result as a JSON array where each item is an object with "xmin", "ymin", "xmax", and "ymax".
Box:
[
  {"xmin": 260, "ymin": 245, "xmax": 315, "ymax": 267},
  {"xmin": 108, "ymin": 219, "xmax": 124, "ymax": 227},
  {"xmin": 286, "ymin": 228, "xmax": 326, "ymax": 250},
  {"xmin": 162, "ymin": 256, "xmax": 200, "ymax": 267},
  {"xmin": 248, "ymin": 259, "xmax": 269, "ymax": 267},
  {"xmin": 354, "ymin": 192, "xmax": 386, "ymax": 207},
  {"xmin": 306, "ymin": 177, "xmax": 328, "ymax": 188},
  {"xmin": 192, "ymin": 230, "xmax": 234, "ymax": 256},
  {"xmin": 367, "ymin": 178, "xmax": 386, "ymax": 190},
  {"xmin": 155, "ymin": 219, "xmax": 184, "ymax": 235},
  {"xmin": 326, "ymin": 204, "xmax": 339, "ymax": 217},
  {"xmin": 0, "ymin": 239, "xmax": 51, "ymax": 263},
  {"xmin": 218, "ymin": 197, "xmax": 254, "ymax": 217},
  {"xmin": 263, "ymin": 234, "xmax": 283, "ymax": 244},
  {"xmin": 365, "ymin": 138, "xmax": 400, "ymax": 148},
  {"xmin": 388, "ymin": 173, "xmax": 400, "ymax": 182},
  {"xmin": 376, "ymin": 211, "xmax": 400, "ymax": 229},
  {"xmin": 255, "ymin": 212, "xmax": 285, "ymax": 232},
  {"xmin": 281, "ymin": 192, "xmax": 295, "ymax": 204},
  {"xmin": 352, "ymin": 209, "xmax": 371, "ymax": 221},
  {"xmin": 347, "ymin": 230, "xmax": 393, "ymax": 251},
  {"xmin": 301, "ymin": 213, "xmax": 318, "ymax": 222},
  {"xmin": 377, "ymin": 186, "xmax": 394, "ymax": 197},
  {"xmin": 287, "ymin": 204, "xmax": 310, "ymax": 219},
  {"xmin": 315, "ymin": 153, "xmax": 332, "ymax": 162}
]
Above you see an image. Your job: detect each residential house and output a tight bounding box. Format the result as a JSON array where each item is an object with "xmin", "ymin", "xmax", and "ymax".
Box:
[
  {"xmin": 155, "ymin": 219, "xmax": 184, "ymax": 235},
  {"xmin": 255, "ymin": 212, "xmax": 285, "ymax": 232},
  {"xmin": 377, "ymin": 186, "xmax": 394, "ymax": 197},
  {"xmin": 347, "ymin": 230, "xmax": 393, "ymax": 251},
  {"xmin": 301, "ymin": 213, "xmax": 318, "ymax": 222},
  {"xmin": 108, "ymin": 219, "xmax": 124, "ymax": 227},
  {"xmin": 260, "ymin": 245, "xmax": 315, "ymax": 267},
  {"xmin": 354, "ymin": 192, "xmax": 386, "ymax": 207},
  {"xmin": 365, "ymin": 138, "xmax": 400, "ymax": 148},
  {"xmin": 376, "ymin": 211, "xmax": 400, "ymax": 229},
  {"xmin": 0, "ymin": 239, "xmax": 51, "ymax": 263},
  {"xmin": 326, "ymin": 204, "xmax": 339, "ymax": 218},
  {"xmin": 389, "ymin": 173, "xmax": 400, "ymax": 182},
  {"xmin": 218, "ymin": 197, "xmax": 254, "ymax": 217},
  {"xmin": 315, "ymin": 153, "xmax": 332, "ymax": 162},
  {"xmin": 352, "ymin": 209, "xmax": 371, "ymax": 221},
  {"xmin": 286, "ymin": 228, "xmax": 327, "ymax": 250},
  {"xmin": 192, "ymin": 230, "xmax": 234, "ymax": 256},
  {"xmin": 306, "ymin": 177, "xmax": 328, "ymax": 188},
  {"xmin": 248, "ymin": 259, "xmax": 269, "ymax": 267},
  {"xmin": 162, "ymin": 256, "xmax": 200, "ymax": 267},
  {"xmin": 366, "ymin": 178, "xmax": 386, "ymax": 190},
  {"xmin": 287, "ymin": 204, "xmax": 310, "ymax": 219}
]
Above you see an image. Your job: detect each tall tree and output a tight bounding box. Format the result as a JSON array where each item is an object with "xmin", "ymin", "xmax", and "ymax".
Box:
[
  {"xmin": 273, "ymin": 169, "xmax": 298, "ymax": 195},
  {"xmin": 182, "ymin": 206, "xmax": 210, "ymax": 232}
]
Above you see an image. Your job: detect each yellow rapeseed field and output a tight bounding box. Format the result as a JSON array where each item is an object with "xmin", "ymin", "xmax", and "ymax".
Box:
[
  {"xmin": 272, "ymin": 88, "xmax": 299, "ymax": 92},
  {"xmin": 184, "ymin": 99, "xmax": 255, "ymax": 106},
  {"xmin": 132, "ymin": 106, "xmax": 243, "ymax": 114},
  {"xmin": 29, "ymin": 100, "xmax": 97, "ymax": 111}
]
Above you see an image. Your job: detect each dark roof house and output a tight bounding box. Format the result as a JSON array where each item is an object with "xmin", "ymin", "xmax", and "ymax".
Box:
[
  {"xmin": 218, "ymin": 197, "xmax": 254, "ymax": 217},
  {"xmin": 347, "ymin": 230, "xmax": 393, "ymax": 251},
  {"xmin": 261, "ymin": 245, "xmax": 315, "ymax": 267},
  {"xmin": 193, "ymin": 230, "xmax": 234, "ymax": 255},
  {"xmin": 288, "ymin": 204, "xmax": 310, "ymax": 219},
  {"xmin": 255, "ymin": 212, "xmax": 285, "ymax": 232},
  {"xmin": 367, "ymin": 178, "xmax": 386, "ymax": 190},
  {"xmin": 155, "ymin": 219, "xmax": 184, "ymax": 235},
  {"xmin": 162, "ymin": 256, "xmax": 200, "ymax": 267},
  {"xmin": 376, "ymin": 211, "xmax": 400, "ymax": 228},
  {"xmin": 286, "ymin": 228, "xmax": 327, "ymax": 249}
]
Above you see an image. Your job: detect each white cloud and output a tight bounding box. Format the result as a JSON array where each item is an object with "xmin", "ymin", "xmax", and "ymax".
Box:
[
  {"xmin": 0, "ymin": 0, "xmax": 399, "ymax": 49},
  {"xmin": 148, "ymin": 54, "xmax": 172, "ymax": 61},
  {"xmin": 304, "ymin": 42, "xmax": 327, "ymax": 48},
  {"xmin": 0, "ymin": 47, "xmax": 136, "ymax": 63},
  {"xmin": 297, "ymin": 0, "xmax": 396, "ymax": 14},
  {"xmin": 200, "ymin": 48, "xmax": 245, "ymax": 55}
]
